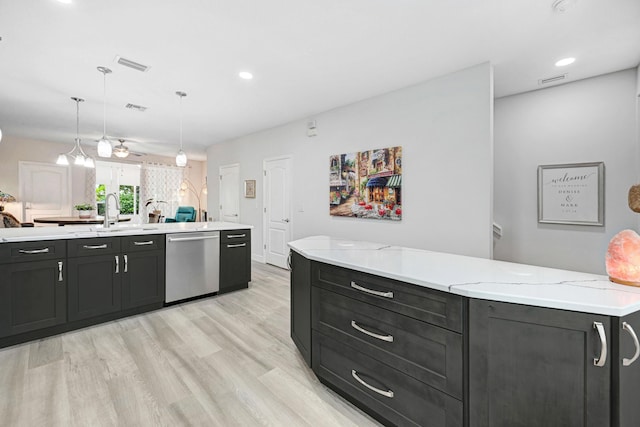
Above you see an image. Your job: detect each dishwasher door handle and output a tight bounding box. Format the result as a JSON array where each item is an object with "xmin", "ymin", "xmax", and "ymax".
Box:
[{"xmin": 167, "ymin": 235, "xmax": 220, "ymax": 243}]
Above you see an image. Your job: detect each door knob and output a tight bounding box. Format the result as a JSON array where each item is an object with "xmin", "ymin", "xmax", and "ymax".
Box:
[{"xmin": 283, "ymin": 218, "xmax": 290, "ymax": 223}]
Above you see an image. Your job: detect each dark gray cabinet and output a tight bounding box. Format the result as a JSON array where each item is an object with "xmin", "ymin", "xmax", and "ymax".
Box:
[
  {"xmin": 290, "ymin": 250, "xmax": 311, "ymax": 367},
  {"xmin": 219, "ymin": 229, "xmax": 251, "ymax": 294},
  {"xmin": 0, "ymin": 245, "xmax": 67, "ymax": 338},
  {"xmin": 67, "ymin": 238, "xmax": 122, "ymax": 321},
  {"xmin": 68, "ymin": 235, "xmax": 165, "ymax": 321},
  {"xmin": 469, "ymin": 299, "xmax": 640, "ymax": 427},
  {"xmin": 121, "ymin": 235, "xmax": 165, "ymax": 309},
  {"xmin": 311, "ymin": 261, "xmax": 465, "ymax": 427}
]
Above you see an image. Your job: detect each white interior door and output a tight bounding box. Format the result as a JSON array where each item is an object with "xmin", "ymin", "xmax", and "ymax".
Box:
[
  {"xmin": 219, "ymin": 164, "xmax": 240, "ymax": 223},
  {"xmin": 264, "ymin": 156, "xmax": 292, "ymax": 269},
  {"xmin": 19, "ymin": 161, "xmax": 71, "ymax": 222}
]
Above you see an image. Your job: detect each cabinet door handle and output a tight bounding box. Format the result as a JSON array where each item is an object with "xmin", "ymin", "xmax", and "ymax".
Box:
[
  {"xmin": 83, "ymin": 244, "xmax": 108, "ymax": 250},
  {"xmin": 351, "ymin": 320, "xmax": 393, "ymax": 342},
  {"xmin": 133, "ymin": 241, "xmax": 154, "ymax": 246},
  {"xmin": 58, "ymin": 261, "xmax": 63, "ymax": 282},
  {"xmin": 19, "ymin": 248, "xmax": 49, "ymax": 254},
  {"xmin": 351, "ymin": 370, "xmax": 394, "ymax": 398},
  {"xmin": 622, "ymin": 322, "xmax": 640, "ymax": 366},
  {"xmin": 594, "ymin": 321, "xmax": 607, "ymax": 367},
  {"xmin": 227, "ymin": 243, "xmax": 246, "ymax": 248},
  {"xmin": 124, "ymin": 254, "xmax": 128, "ymax": 273},
  {"xmin": 115, "ymin": 255, "xmax": 119, "ymax": 274},
  {"xmin": 227, "ymin": 234, "xmax": 246, "ymax": 238},
  {"xmin": 350, "ymin": 281, "xmax": 393, "ymax": 299}
]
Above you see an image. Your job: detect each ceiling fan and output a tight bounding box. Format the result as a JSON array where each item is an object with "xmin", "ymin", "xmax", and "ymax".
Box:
[{"xmin": 110, "ymin": 138, "xmax": 146, "ymax": 158}]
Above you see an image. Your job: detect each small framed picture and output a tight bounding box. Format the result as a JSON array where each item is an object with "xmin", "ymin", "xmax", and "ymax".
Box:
[
  {"xmin": 244, "ymin": 180, "xmax": 256, "ymax": 198},
  {"xmin": 537, "ymin": 162, "xmax": 604, "ymax": 226}
]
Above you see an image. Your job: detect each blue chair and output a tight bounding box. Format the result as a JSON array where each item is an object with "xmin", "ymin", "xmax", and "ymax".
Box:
[{"xmin": 165, "ymin": 206, "xmax": 196, "ymax": 223}]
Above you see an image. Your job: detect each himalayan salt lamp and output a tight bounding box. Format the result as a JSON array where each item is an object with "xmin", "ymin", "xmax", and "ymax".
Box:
[{"xmin": 606, "ymin": 230, "xmax": 640, "ymax": 286}]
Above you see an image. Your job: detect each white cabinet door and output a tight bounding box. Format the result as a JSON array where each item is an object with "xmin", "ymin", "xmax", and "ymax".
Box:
[{"xmin": 19, "ymin": 161, "xmax": 71, "ymax": 222}]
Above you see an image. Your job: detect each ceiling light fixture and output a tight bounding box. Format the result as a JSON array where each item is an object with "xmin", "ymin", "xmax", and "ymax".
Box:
[
  {"xmin": 56, "ymin": 97, "xmax": 95, "ymax": 168},
  {"xmin": 239, "ymin": 71, "xmax": 253, "ymax": 80},
  {"xmin": 97, "ymin": 66, "xmax": 113, "ymax": 158},
  {"xmin": 57, "ymin": 0, "xmax": 72, "ymax": 4},
  {"xmin": 113, "ymin": 139, "xmax": 130, "ymax": 158},
  {"xmin": 175, "ymin": 91, "xmax": 188, "ymax": 167},
  {"xmin": 555, "ymin": 57, "xmax": 576, "ymax": 67}
]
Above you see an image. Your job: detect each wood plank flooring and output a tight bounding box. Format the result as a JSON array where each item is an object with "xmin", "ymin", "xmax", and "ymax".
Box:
[{"xmin": 0, "ymin": 261, "xmax": 382, "ymax": 426}]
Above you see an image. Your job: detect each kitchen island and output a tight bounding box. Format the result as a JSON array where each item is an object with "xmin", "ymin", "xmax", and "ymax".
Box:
[
  {"xmin": 0, "ymin": 221, "xmax": 252, "ymax": 349},
  {"xmin": 289, "ymin": 235, "xmax": 640, "ymax": 427}
]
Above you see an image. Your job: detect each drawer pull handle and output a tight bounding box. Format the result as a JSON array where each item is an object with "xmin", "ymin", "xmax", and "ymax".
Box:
[
  {"xmin": 351, "ymin": 370, "xmax": 394, "ymax": 398},
  {"xmin": 18, "ymin": 248, "xmax": 50, "ymax": 254},
  {"xmin": 115, "ymin": 255, "xmax": 119, "ymax": 274},
  {"xmin": 351, "ymin": 321, "xmax": 393, "ymax": 342},
  {"xmin": 124, "ymin": 254, "xmax": 128, "ymax": 273},
  {"xmin": 227, "ymin": 243, "xmax": 246, "ymax": 248},
  {"xmin": 622, "ymin": 322, "xmax": 640, "ymax": 366},
  {"xmin": 594, "ymin": 321, "xmax": 607, "ymax": 367},
  {"xmin": 350, "ymin": 281, "xmax": 393, "ymax": 299},
  {"xmin": 58, "ymin": 261, "xmax": 63, "ymax": 282},
  {"xmin": 133, "ymin": 241, "xmax": 154, "ymax": 246},
  {"xmin": 83, "ymin": 244, "xmax": 108, "ymax": 250},
  {"xmin": 227, "ymin": 234, "xmax": 246, "ymax": 238}
]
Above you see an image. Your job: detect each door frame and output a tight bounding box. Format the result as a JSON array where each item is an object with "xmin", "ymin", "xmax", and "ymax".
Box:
[
  {"xmin": 219, "ymin": 163, "xmax": 240, "ymax": 223},
  {"xmin": 262, "ymin": 155, "xmax": 293, "ymax": 266}
]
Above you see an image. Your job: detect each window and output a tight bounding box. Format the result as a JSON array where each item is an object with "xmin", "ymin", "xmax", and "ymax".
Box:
[{"xmin": 95, "ymin": 161, "xmax": 141, "ymax": 217}]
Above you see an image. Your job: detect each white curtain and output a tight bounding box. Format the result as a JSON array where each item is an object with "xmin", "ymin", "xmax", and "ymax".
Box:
[
  {"xmin": 140, "ymin": 163, "xmax": 185, "ymax": 222},
  {"xmin": 85, "ymin": 167, "xmax": 96, "ymax": 208}
]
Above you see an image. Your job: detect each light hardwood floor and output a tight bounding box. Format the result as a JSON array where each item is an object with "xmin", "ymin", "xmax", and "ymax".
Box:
[{"xmin": 0, "ymin": 261, "xmax": 382, "ymax": 426}]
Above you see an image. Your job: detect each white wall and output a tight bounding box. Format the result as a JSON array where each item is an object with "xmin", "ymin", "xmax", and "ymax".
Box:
[
  {"xmin": 208, "ymin": 62, "xmax": 494, "ymax": 260},
  {"xmin": 494, "ymin": 69, "xmax": 639, "ymax": 274}
]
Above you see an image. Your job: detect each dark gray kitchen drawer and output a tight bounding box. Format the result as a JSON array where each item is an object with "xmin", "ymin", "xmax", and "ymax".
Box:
[
  {"xmin": 313, "ymin": 331, "xmax": 463, "ymax": 427},
  {"xmin": 67, "ymin": 237, "xmax": 120, "ymax": 257},
  {"xmin": 313, "ymin": 286, "xmax": 463, "ymax": 399},
  {"xmin": 0, "ymin": 240, "xmax": 66, "ymax": 264},
  {"xmin": 312, "ymin": 261, "xmax": 463, "ymax": 333},
  {"xmin": 220, "ymin": 229, "xmax": 250, "ymax": 242},
  {"xmin": 121, "ymin": 234, "xmax": 164, "ymax": 252}
]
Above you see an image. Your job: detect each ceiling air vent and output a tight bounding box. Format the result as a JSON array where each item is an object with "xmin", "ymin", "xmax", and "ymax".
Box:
[
  {"xmin": 538, "ymin": 73, "xmax": 567, "ymax": 85},
  {"xmin": 115, "ymin": 56, "xmax": 151, "ymax": 72},
  {"xmin": 125, "ymin": 103, "xmax": 148, "ymax": 112}
]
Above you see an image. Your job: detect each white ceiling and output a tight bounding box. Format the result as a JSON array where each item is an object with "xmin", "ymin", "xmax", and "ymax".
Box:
[{"xmin": 0, "ymin": 0, "xmax": 639, "ymax": 161}]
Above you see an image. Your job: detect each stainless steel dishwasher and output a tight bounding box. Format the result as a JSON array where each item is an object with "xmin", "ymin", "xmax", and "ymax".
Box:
[{"xmin": 165, "ymin": 231, "xmax": 220, "ymax": 303}]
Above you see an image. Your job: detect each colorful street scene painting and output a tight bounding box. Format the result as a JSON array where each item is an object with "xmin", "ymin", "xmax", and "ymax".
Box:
[{"xmin": 329, "ymin": 146, "xmax": 402, "ymax": 220}]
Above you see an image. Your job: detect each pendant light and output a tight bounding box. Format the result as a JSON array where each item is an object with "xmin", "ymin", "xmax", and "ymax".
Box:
[
  {"xmin": 175, "ymin": 91, "xmax": 187, "ymax": 167},
  {"xmin": 56, "ymin": 97, "xmax": 95, "ymax": 168},
  {"xmin": 113, "ymin": 139, "xmax": 130, "ymax": 158},
  {"xmin": 97, "ymin": 66, "xmax": 113, "ymax": 158}
]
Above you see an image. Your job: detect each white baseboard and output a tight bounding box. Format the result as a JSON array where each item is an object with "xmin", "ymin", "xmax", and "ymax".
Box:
[{"xmin": 251, "ymin": 254, "xmax": 265, "ymax": 263}]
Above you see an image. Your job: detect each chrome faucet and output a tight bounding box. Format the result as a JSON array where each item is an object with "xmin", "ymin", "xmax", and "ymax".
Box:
[{"xmin": 104, "ymin": 192, "xmax": 120, "ymax": 228}]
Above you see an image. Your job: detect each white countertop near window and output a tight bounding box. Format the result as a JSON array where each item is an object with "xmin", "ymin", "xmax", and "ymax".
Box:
[
  {"xmin": 288, "ymin": 235, "xmax": 640, "ymax": 317},
  {"xmin": 0, "ymin": 221, "xmax": 253, "ymax": 243}
]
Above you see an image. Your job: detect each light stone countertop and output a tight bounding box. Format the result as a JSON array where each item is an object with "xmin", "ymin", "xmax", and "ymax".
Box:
[
  {"xmin": 0, "ymin": 221, "xmax": 253, "ymax": 243},
  {"xmin": 288, "ymin": 235, "xmax": 640, "ymax": 317}
]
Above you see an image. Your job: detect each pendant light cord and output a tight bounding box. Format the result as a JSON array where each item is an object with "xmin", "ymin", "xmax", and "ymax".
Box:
[
  {"xmin": 76, "ymin": 98, "xmax": 80, "ymax": 139},
  {"xmin": 179, "ymin": 94, "xmax": 183, "ymax": 151},
  {"xmin": 103, "ymin": 71, "xmax": 107, "ymax": 136}
]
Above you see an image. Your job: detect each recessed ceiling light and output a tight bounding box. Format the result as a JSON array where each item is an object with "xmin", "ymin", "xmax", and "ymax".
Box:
[
  {"xmin": 555, "ymin": 57, "xmax": 576, "ymax": 67},
  {"xmin": 57, "ymin": 0, "xmax": 72, "ymax": 4},
  {"xmin": 239, "ymin": 71, "xmax": 253, "ymax": 80}
]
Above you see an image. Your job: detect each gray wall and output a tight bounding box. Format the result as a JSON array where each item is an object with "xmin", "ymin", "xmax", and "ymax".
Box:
[
  {"xmin": 494, "ymin": 69, "xmax": 639, "ymax": 274},
  {"xmin": 208, "ymin": 62, "xmax": 494, "ymax": 260}
]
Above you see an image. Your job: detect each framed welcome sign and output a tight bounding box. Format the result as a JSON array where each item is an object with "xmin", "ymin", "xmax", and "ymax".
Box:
[{"xmin": 537, "ymin": 162, "xmax": 604, "ymax": 226}]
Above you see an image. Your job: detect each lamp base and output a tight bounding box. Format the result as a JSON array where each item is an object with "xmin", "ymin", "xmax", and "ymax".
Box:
[{"xmin": 609, "ymin": 276, "xmax": 640, "ymax": 287}]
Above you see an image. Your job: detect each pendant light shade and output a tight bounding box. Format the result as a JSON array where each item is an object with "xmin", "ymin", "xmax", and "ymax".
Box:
[
  {"xmin": 175, "ymin": 91, "xmax": 188, "ymax": 167},
  {"xmin": 56, "ymin": 97, "xmax": 95, "ymax": 168},
  {"xmin": 97, "ymin": 66, "xmax": 113, "ymax": 158}
]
